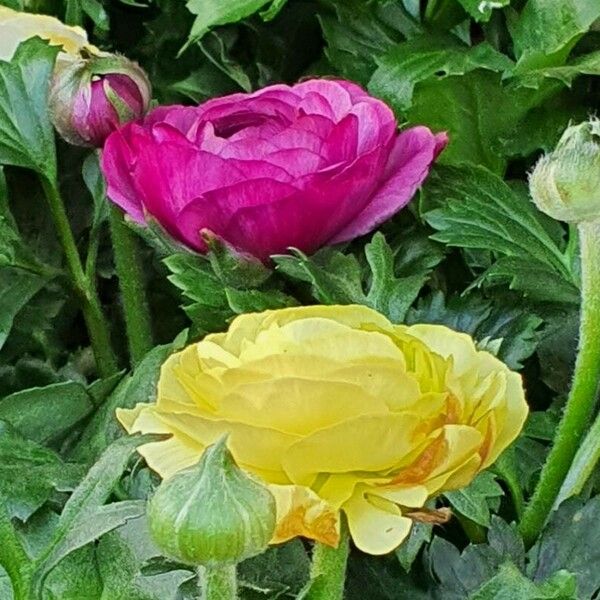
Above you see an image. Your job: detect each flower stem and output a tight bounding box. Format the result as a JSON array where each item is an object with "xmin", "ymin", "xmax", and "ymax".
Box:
[
  {"xmin": 307, "ymin": 521, "xmax": 350, "ymax": 600},
  {"xmin": 519, "ymin": 220, "xmax": 600, "ymax": 547},
  {"xmin": 41, "ymin": 176, "xmax": 118, "ymax": 378},
  {"xmin": 198, "ymin": 565, "xmax": 237, "ymax": 600},
  {"xmin": 109, "ymin": 204, "xmax": 153, "ymax": 366}
]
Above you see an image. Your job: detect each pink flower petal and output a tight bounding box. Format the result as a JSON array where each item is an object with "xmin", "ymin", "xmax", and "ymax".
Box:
[
  {"xmin": 328, "ymin": 126, "xmax": 447, "ymax": 244},
  {"xmin": 176, "ymin": 179, "xmax": 299, "ymax": 251}
]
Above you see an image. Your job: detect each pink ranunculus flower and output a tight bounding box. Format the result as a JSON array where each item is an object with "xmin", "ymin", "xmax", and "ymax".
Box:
[{"xmin": 101, "ymin": 79, "xmax": 447, "ymax": 261}]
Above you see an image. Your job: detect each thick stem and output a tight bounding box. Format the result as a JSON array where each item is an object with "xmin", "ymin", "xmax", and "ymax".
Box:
[
  {"xmin": 307, "ymin": 521, "xmax": 350, "ymax": 600},
  {"xmin": 41, "ymin": 177, "xmax": 118, "ymax": 377},
  {"xmin": 109, "ymin": 205, "xmax": 153, "ymax": 366},
  {"xmin": 519, "ymin": 221, "xmax": 600, "ymax": 547},
  {"xmin": 198, "ymin": 564, "xmax": 237, "ymax": 600}
]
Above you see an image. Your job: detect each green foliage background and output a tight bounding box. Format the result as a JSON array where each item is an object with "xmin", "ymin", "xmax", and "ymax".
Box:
[{"xmin": 1, "ymin": 0, "xmax": 600, "ymax": 598}]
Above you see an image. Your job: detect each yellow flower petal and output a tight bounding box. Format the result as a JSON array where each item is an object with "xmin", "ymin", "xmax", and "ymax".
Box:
[
  {"xmin": 218, "ymin": 377, "xmax": 387, "ymax": 435},
  {"xmin": 0, "ymin": 7, "xmax": 94, "ymax": 61},
  {"xmin": 270, "ymin": 484, "xmax": 340, "ymax": 547},
  {"xmin": 282, "ymin": 413, "xmax": 426, "ymax": 485},
  {"xmin": 344, "ymin": 488, "xmax": 413, "ymax": 555}
]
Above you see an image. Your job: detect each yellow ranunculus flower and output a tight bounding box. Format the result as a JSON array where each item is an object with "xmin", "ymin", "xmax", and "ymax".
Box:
[
  {"xmin": 0, "ymin": 6, "xmax": 97, "ymax": 62},
  {"xmin": 118, "ymin": 305, "xmax": 528, "ymax": 555}
]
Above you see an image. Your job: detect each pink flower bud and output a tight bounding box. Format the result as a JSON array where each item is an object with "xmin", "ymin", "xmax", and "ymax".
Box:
[{"xmin": 50, "ymin": 54, "xmax": 151, "ymax": 148}]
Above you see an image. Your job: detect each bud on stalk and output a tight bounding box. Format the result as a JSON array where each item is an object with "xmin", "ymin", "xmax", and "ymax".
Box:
[
  {"xmin": 49, "ymin": 52, "xmax": 150, "ymax": 148},
  {"xmin": 147, "ymin": 437, "xmax": 276, "ymax": 599},
  {"xmin": 529, "ymin": 118, "xmax": 600, "ymax": 224},
  {"xmin": 520, "ymin": 121, "xmax": 600, "ymax": 545}
]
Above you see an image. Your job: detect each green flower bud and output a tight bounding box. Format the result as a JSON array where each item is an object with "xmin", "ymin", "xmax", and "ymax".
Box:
[
  {"xmin": 529, "ymin": 118, "xmax": 600, "ymax": 223},
  {"xmin": 147, "ymin": 437, "xmax": 276, "ymax": 567}
]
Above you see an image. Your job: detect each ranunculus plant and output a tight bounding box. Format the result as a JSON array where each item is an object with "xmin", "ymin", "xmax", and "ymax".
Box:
[
  {"xmin": 101, "ymin": 79, "xmax": 447, "ymax": 261},
  {"xmin": 119, "ymin": 304, "xmax": 528, "ymax": 557}
]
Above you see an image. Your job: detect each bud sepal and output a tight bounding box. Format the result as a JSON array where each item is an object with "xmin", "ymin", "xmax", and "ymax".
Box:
[
  {"xmin": 529, "ymin": 118, "xmax": 600, "ymax": 224},
  {"xmin": 147, "ymin": 436, "xmax": 276, "ymax": 567},
  {"xmin": 49, "ymin": 53, "xmax": 151, "ymax": 148}
]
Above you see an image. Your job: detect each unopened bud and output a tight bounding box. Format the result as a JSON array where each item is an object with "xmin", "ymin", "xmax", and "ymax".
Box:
[
  {"xmin": 49, "ymin": 53, "xmax": 150, "ymax": 147},
  {"xmin": 147, "ymin": 437, "xmax": 276, "ymax": 567},
  {"xmin": 529, "ymin": 118, "xmax": 600, "ymax": 223}
]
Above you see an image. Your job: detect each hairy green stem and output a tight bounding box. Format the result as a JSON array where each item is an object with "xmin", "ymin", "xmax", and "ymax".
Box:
[
  {"xmin": 198, "ymin": 564, "xmax": 237, "ymax": 600},
  {"xmin": 41, "ymin": 177, "xmax": 118, "ymax": 377},
  {"xmin": 307, "ymin": 521, "xmax": 349, "ymax": 600},
  {"xmin": 109, "ymin": 205, "xmax": 153, "ymax": 366},
  {"xmin": 519, "ymin": 221, "xmax": 600, "ymax": 546}
]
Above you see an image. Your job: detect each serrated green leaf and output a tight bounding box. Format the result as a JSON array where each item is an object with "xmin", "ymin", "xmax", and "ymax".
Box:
[
  {"xmin": 0, "ymin": 421, "xmax": 85, "ymax": 521},
  {"xmin": 369, "ymin": 34, "xmax": 512, "ymax": 113},
  {"xmin": 37, "ymin": 500, "xmax": 146, "ymax": 585},
  {"xmin": 470, "ymin": 562, "xmax": 577, "ymax": 600},
  {"xmin": 407, "ymin": 291, "xmax": 542, "ymax": 369},
  {"xmin": 225, "ymin": 287, "xmax": 298, "ymax": 314},
  {"xmin": 97, "ymin": 518, "xmax": 191, "ymax": 600},
  {"xmin": 445, "ymin": 472, "xmax": 504, "ymax": 527},
  {"xmin": 32, "ymin": 435, "xmax": 159, "ymax": 592},
  {"xmin": 512, "ymin": 50, "xmax": 600, "ymax": 89},
  {"xmin": 395, "ymin": 521, "xmax": 432, "ymax": 572},
  {"xmin": 365, "ymin": 232, "xmax": 442, "ymax": 323},
  {"xmin": 428, "ymin": 518, "xmax": 526, "ymax": 598},
  {"xmin": 186, "ymin": 0, "xmax": 273, "ymax": 45},
  {"xmin": 319, "ymin": 0, "xmax": 421, "ymax": 85},
  {"xmin": 275, "ymin": 247, "xmax": 365, "ymax": 305},
  {"xmin": 510, "ymin": 0, "xmax": 600, "ymax": 72},
  {"xmin": 275, "ymin": 231, "xmax": 442, "ymax": 323},
  {"xmin": 0, "ymin": 493, "xmax": 30, "ymax": 599},
  {"xmin": 0, "ymin": 38, "xmax": 58, "ymax": 179},
  {"xmin": 70, "ymin": 336, "xmax": 186, "ymax": 463},
  {"xmin": 0, "ymin": 381, "xmax": 93, "ymax": 445},
  {"xmin": 0, "ymin": 268, "xmax": 49, "ymax": 350},
  {"xmin": 423, "ymin": 164, "xmax": 579, "ymax": 303},
  {"xmin": 528, "ymin": 496, "xmax": 600, "ymax": 598}
]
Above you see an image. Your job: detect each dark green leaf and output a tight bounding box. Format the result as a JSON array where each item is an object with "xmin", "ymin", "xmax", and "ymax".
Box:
[
  {"xmin": 0, "ymin": 38, "xmax": 58, "ymax": 179},
  {"xmin": 186, "ymin": 0, "xmax": 274, "ymax": 44},
  {"xmin": 238, "ymin": 540, "xmax": 310, "ymax": 597},
  {"xmin": 0, "ymin": 381, "xmax": 93, "ymax": 444},
  {"xmin": 445, "ymin": 472, "xmax": 504, "ymax": 527},
  {"xmin": 407, "ymin": 291, "xmax": 543, "ymax": 369},
  {"xmin": 319, "ymin": 0, "xmax": 420, "ymax": 84},
  {"xmin": 369, "ymin": 35, "xmax": 512, "ymax": 113},
  {"xmin": 275, "ymin": 231, "xmax": 442, "ymax": 323},
  {"xmin": 395, "ymin": 522, "xmax": 432, "ymax": 572},
  {"xmin": 70, "ymin": 336, "xmax": 186, "ymax": 463},
  {"xmin": 510, "ymin": 0, "xmax": 600, "ymax": 72},
  {"xmin": 470, "ymin": 562, "xmax": 577, "ymax": 600},
  {"xmin": 528, "ymin": 496, "xmax": 600, "ymax": 598},
  {"xmin": 0, "ymin": 421, "xmax": 84, "ymax": 521},
  {"xmin": 225, "ymin": 287, "xmax": 298, "ymax": 313},
  {"xmin": 423, "ymin": 165, "xmax": 579, "ymax": 303},
  {"xmin": 0, "ymin": 493, "xmax": 30, "ymax": 598},
  {"xmin": 38, "ymin": 500, "xmax": 146, "ymax": 583},
  {"xmin": 364, "ymin": 232, "xmax": 443, "ymax": 323},
  {"xmin": 0, "ymin": 268, "xmax": 48, "ymax": 350},
  {"xmin": 97, "ymin": 518, "xmax": 191, "ymax": 600}
]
